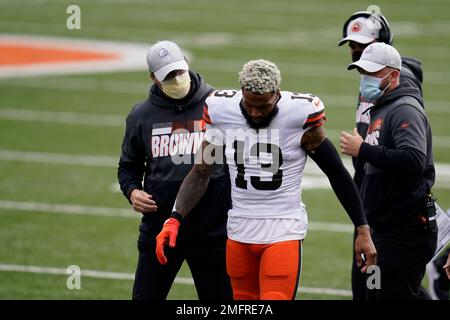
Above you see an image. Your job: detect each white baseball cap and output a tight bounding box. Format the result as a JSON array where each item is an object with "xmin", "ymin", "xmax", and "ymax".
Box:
[
  {"xmin": 347, "ymin": 42, "xmax": 402, "ymax": 73},
  {"xmin": 146, "ymin": 40, "xmax": 189, "ymax": 81},
  {"xmin": 338, "ymin": 17, "xmax": 380, "ymax": 46}
]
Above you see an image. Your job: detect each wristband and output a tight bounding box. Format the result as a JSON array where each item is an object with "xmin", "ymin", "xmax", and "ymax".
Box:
[{"xmin": 170, "ymin": 211, "xmax": 184, "ymax": 222}]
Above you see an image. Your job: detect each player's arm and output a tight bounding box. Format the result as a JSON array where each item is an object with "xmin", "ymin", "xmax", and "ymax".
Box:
[
  {"xmin": 301, "ymin": 126, "xmax": 377, "ymax": 270},
  {"xmin": 174, "ymin": 100, "xmax": 218, "ymax": 216},
  {"xmin": 155, "ymin": 140, "xmax": 214, "ymax": 265},
  {"xmin": 301, "ymin": 126, "xmax": 366, "ymax": 227},
  {"xmin": 175, "ymin": 140, "xmax": 214, "ymax": 217}
]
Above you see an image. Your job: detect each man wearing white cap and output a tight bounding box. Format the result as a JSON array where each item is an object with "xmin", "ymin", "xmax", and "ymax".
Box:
[
  {"xmin": 146, "ymin": 40, "xmax": 191, "ymax": 99},
  {"xmin": 340, "ymin": 43, "xmax": 437, "ymax": 300},
  {"xmin": 118, "ymin": 40, "xmax": 232, "ymax": 300},
  {"xmin": 338, "ymin": 10, "xmax": 427, "ymax": 300}
]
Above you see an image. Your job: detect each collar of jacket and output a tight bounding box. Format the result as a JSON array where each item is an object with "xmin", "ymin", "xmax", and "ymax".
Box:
[{"xmin": 371, "ymin": 80, "xmax": 424, "ymax": 113}]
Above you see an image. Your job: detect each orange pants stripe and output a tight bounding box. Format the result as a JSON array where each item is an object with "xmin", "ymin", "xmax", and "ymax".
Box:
[{"xmin": 226, "ymin": 239, "xmax": 302, "ymax": 300}]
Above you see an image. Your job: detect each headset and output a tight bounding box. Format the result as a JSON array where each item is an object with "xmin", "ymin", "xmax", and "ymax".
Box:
[{"xmin": 341, "ymin": 11, "xmax": 394, "ymax": 45}]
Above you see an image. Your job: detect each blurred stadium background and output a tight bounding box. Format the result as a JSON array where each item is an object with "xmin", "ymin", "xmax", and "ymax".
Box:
[{"xmin": 0, "ymin": 0, "xmax": 449, "ymax": 299}]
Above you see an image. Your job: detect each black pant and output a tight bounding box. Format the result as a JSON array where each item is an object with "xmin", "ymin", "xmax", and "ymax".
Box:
[
  {"xmin": 351, "ymin": 231, "xmax": 433, "ymax": 300},
  {"xmin": 363, "ymin": 227, "xmax": 437, "ymax": 300},
  {"xmin": 132, "ymin": 231, "xmax": 233, "ymax": 301}
]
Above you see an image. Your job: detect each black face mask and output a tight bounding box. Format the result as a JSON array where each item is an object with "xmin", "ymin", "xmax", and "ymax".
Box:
[
  {"xmin": 239, "ymin": 100, "xmax": 279, "ymax": 130},
  {"xmin": 352, "ymin": 50, "xmax": 363, "ymax": 62}
]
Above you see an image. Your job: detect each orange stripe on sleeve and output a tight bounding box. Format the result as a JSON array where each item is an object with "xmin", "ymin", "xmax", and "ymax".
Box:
[
  {"xmin": 203, "ymin": 105, "xmax": 212, "ymax": 124},
  {"xmin": 303, "ymin": 112, "xmax": 326, "ymax": 129},
  {"xmin": 305, "ymin": 112, "xmax": 325, "ymax": 124}
]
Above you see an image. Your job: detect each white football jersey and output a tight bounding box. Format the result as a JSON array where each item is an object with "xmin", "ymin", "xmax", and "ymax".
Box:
[{"xmin": 203, "ymin": 89, "xmax": 325, "ymax": 229}]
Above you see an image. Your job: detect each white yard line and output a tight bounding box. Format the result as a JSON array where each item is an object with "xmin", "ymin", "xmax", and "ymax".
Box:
[
  {"xmin": 0, "ymin": 199, "xmax": 353, "ymax": 233},
  {"xmin": 308, "ymin": 221, "xmax": 353, "ymax": 233},
  {"xmin": 0, "ymin": 107, "xmax": 449, "ymax": 148},
  {"xmin": 1, "ymin": 148, "xmax": 450, "ymax": 189},
  {"xmin": 1, "ymin": 76, "xmax": 448, "ymax": 113},
  {"xmin": 0, "ymin": 199, "xmax": 447, "ymax": 237},
  {"xmin": 1, "ymin": 107, "xmax": 450, "ymax": 147},
  {"xmin": 0, "ymin": 200, "xmax": 134, "ymax": 218},
  {"xmin": 0, "ymin": 263, "xmax": 352, "ymax": 297},
  {"xmin": 1, "ymin": 78, "xmax": 146, "ymax": 94},
  {"xmin": 1, "ymin": 20, "xmax": 449, "ymax": 55},
  {"xmin": 0, "ymin": 149, "xmax": 118, "ymax": 167},
  {"xmin": 0, "ymin": 109, "xmax": 124, "ymax": 127},
  {"xmin": 2, "ymin": 58, "xmax": 450, "ymax": 88}
]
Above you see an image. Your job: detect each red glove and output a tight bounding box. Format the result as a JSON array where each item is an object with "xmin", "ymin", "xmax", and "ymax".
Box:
[{"xmin": 156, "ymin": 217, "xmax": 180, "ymax": 265}]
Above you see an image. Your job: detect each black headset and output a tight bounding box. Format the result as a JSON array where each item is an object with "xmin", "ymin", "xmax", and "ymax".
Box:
[{"xmin": 341, "ymin": 11, "xmax": 393, "ymax": 45}]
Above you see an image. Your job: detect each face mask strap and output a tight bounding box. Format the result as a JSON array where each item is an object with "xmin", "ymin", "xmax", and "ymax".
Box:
[{"xmin": 379, "ymin": 70, "xmax": 394, "ymax": 93}]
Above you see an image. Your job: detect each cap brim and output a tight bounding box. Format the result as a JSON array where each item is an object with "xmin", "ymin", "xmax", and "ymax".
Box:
[
  {"xmin": 347, "ymin": 60, "xmax": 385, "ymax": 72},
  {"xmin": 338, "ymin": 34, "xmax": 376, "ymax": 46},
  {"xmin": 154, "ymin": 60, "xmax": 189, "ymax": 81}
]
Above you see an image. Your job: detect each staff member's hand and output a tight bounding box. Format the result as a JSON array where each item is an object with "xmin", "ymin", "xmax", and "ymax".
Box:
[
  {"xmin": 340, "ymin": 128, "xmax": 363, "ymax": 157},
  {"xmin": 130, "ymin": 189, "xmax": 157, "ymax": 213},
  {"xmin": 444, "ymin": 253, "xmax": 450, "ymax": 280}
]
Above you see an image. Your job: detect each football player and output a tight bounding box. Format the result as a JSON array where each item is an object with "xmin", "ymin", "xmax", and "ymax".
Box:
[{"xmin": 156, "ymin": 59, "xmax": 377, "ymax": 300}]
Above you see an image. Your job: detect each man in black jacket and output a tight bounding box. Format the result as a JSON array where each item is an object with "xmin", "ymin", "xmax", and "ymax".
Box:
[
  {"xmin": 341, "ymin": 42, "xmax": 437, "ymax": 300},
  {"xmin": 338, "ymin": 10, "xmax": 428, "ymax": 299},
  {"xmin": 117, "ymin": 40, "xmax": 232, "ymax": 300}
]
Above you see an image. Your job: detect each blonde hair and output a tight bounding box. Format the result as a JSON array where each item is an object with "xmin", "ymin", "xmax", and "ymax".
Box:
[{"xmin": 239, "ymin": 59, "xmax": 281, "ymax": 94}]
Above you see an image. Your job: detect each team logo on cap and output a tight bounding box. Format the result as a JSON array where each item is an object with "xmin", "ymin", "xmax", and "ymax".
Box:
[
  {"xmin": 351, "ymin": 22, "xmax": 362, "ymax": 33},
  {"xmin": 158, "ymin": 48, "xmax": 169, "ymax": 58}
]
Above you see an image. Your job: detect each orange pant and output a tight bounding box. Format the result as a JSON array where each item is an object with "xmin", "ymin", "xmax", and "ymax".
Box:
[{"xmin": 226, "ymin": 239, "xmax": 302, "ymax": 300}]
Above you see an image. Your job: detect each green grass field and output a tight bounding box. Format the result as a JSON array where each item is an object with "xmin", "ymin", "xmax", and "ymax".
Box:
[{"xmin": 0, "ymin": 0, "xmax": 449, "ymax": 300}]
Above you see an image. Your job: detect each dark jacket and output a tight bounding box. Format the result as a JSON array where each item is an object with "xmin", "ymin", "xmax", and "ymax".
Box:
[
  {"xmin": 117, "ymin": 71, "xmax": 231, "ymax": 252},
  {"xmin": 353, "ymin": 57, "xmax": 424, "ymax": 190},
  {"xmin": 357, "ymin": 79, "xmax": 435, "ymax": 232}
]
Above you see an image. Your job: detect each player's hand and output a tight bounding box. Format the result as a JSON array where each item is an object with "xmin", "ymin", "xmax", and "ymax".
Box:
[
  {"xmin": 130, "ymin": 189, "xmax": 157, "ymax": 213},
  {"xmin": 354, "ymin": 225, "xmax": 377, "ymax": 273},
  {"xmin": 156, "ymin": 218, "xmax": 180, "ymax": 265},
  {"xmin": 444, "ymin": 253, "xmax": 450, "ymax": 280},
  {"xmin": 340, "ymin": 128, "xmax": 363, "ymax": 157}
]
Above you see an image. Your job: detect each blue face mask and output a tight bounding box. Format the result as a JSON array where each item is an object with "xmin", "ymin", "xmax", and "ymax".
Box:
[{"xmin": 360, "ymin": 71, "xmax": 393, "ymax": 102}]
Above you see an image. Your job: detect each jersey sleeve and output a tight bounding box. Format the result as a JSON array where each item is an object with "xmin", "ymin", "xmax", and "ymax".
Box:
[
  {"xmin": 202, "ymin": 103, "xmax": 213, "ymax": 125},
  {"xmin": 302, "ymin": 96, "xmax": 326, "ymax": 131},
  {"xmin": 203, "ymin": 98, "xmax": 225, "ymax": 146}
]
